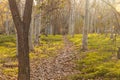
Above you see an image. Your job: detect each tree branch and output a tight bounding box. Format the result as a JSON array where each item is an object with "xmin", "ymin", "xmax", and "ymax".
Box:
[
  {"xmin": 23, "ymin": 0, "xmax": 33, "ymax": 32},
  {"xmin": 8, "ymin": 0, "xmax": 22, "ymax": 32},
  {"xmin": 101, "ymin": 0, "xmax": 120, "ymax": 16}
]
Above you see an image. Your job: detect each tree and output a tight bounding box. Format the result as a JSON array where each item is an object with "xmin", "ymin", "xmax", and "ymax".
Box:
[
  {"xmin": 5, "ymin": 9, "xmax": 10, "ymax": 35},
  {"xmin": 29, "ymin": 11, "xmax": 34, "ymax": 51},
  {"xmin": 8, "ymin": 0, "xmax": 33, "ymax": 80},
  {"xmin": 34, "ymin": 14, "xmax": 41, "ymax": 45},
  {"xmin": 69, "ymin": 0, "xmax": 75, "ymax": 37},
  {"xmin": 82, "ymin": 0, "xmax": 89, "ymax": 51},
  {"xmin": 34, "ymin": 0, "xmax": 41, "ymax": 46}
]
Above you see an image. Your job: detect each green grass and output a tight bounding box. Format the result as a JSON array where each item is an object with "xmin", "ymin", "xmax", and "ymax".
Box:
[{"xmin": 68, "ymin": 34, "xmax": 120, "ymax": 80}]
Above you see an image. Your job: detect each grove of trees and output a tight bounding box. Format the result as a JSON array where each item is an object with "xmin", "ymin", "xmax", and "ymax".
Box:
[{"xmin": 0, "ymin": 0, "xmax": 120, "ymax": 80}]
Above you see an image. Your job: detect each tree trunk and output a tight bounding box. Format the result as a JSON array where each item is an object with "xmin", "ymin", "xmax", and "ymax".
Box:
[
  {"xmin": 34, "ymin": 15, "xmax": 40, "ymax": 46},
  {"xmin": 17, "ymin": 26, "xmax": 30, "ymax": 80},
  {"xmin": 8, "ymin": 0, "xmax": 33, "ymax": 80},
  {"xmin": 16, "ymin": 0, "xmax": 24, "ymax": 56},
  {"xmin": 69, "ymin": 0, "xmax": 75, "ymax": 37},
  {"xmin": 110, "ymin": 19, "xmax": 114, "ymax": 39},
  {"xmin": 82, "ymin": 0, "xmax": 89, "ymax": 51},
  {"xmin": 90, "ymin": 10, "xmax": 94, "ymax": 33},
  {"xmin": 5, "ymin": 11, "xmax": 10, "ymax": 35},
  {"xmin": 48, "ymin": 24, "xmax": 53, "ymax": 35},
  {"xmin": 50, "ymin": 16, "xmax": 53, "ymax": 35},
  {"xmin": 29, "ymin": 14, "xmax": 34, "ymax": 51},
  {"xmin": 16, "ymin": 34, "xmax": 18, "ymax": 56},
  {"xmin": 29, "ymin": 24, "xmax": 34, "ymax": 51}
]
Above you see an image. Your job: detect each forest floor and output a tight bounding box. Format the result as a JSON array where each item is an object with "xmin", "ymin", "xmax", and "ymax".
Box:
[
  {"xmin": 0, "ymin": 35, "xmax": 80, "ymax": 80},
  {"xmin": 30, "ymin": 36, "xmax": 80, "ymax": 80},
  {"xmin": 1, "ymin": 34, "xmax": 120, "ymax": 80}
]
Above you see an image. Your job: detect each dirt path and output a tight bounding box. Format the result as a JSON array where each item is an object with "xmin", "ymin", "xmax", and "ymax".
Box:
[{"xmin": 31, "ymin": 36, "xmax": 79, "ymax": 80}]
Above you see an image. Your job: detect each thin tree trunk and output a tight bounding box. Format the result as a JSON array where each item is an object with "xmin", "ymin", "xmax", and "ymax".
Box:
[
  {"xmin": 49, "ymin": 24, "xmax": 53, "ymax": 35},
  {"xmin": 29, "ymin": 23, "xmax": 34, "ymax": 51},
  {"xmin": 69, "ymin": 0, "xmax": 75, "ymax": 37},
  {"xmin": 34, "ymin": 15, "xmax": 40, "ymax": 46},
  {"xmin": 29, "ymin": 12, "xmax": 34, "ymax": 51},
  {"xmin": 5, "ymin": 11, "xmax": 10, "ymax": 35},
  {"xmin": 16, "ymin": 34, "xmax": 18, "ymax": 56},
  {"xmin": 82, "ymin": 0, "xmax": 89, "ymax": 51}
]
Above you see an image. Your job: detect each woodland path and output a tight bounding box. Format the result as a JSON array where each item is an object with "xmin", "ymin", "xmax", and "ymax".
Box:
[{"xmin": 31, "ymin": 36, "xmax": 80, "ymax": 80}]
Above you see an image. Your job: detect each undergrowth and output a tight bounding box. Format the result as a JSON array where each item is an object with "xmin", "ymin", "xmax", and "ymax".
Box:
[{"xmin": 68, "ymin": 34, "xmax": 120, "ymax": 80}]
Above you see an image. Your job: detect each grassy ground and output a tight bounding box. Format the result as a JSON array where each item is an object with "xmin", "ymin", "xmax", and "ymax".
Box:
[
  {"xmin": 0, "ymin": 34, "xmax": 63, "ymax": 79},
  {"xmin": 1, "ymin": 34, "xmax": 120, "ymax": 80},
  {"xmin": 68, "ymin": 34, "xmax": 120, "ymax": 80}
]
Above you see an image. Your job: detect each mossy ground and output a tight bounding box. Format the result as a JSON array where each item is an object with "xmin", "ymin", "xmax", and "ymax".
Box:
[
  {"xmin": 0, "ymin": 34, "xmax": 63, "ymax": 78},
  {"xmin": 68, "ymin": 34, "xmax": 120, "ymax": 80}
]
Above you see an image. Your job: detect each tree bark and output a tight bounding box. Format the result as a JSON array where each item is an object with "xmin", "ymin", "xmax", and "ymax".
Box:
[
  {"xmin": 17, "ymin": 25, "xmax": 30, "ymax": 80},
  {"xmin": 34, "ymin": 15, "xmax": 40, "ymax": 46},
  {"xmin": 5, "ymin": 11, "xmax": 10, "ymax": 35},
  {"xmin": 69, "ymin": 0, "xmax": 75, "ymax": 37},
  {"xmin": 29, "ymin": 18, "xmax": 34, "ymax": 51},
  {"xmin": 82, "ymin": 0, "xmax": 89, "ymax": 51},
  {"xmin": 8, "ymin": 0, "xmax": 33, "ymax": 80}
]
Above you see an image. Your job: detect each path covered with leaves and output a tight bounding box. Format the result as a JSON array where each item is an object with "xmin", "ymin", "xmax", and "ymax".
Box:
[{"xmin": 31, "ymin": 36, "xmax": 79, "ymax": 80}]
